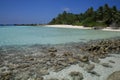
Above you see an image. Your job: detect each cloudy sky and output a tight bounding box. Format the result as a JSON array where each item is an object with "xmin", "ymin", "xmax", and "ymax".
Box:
[{"xmin": 0, "ymin": 0, "xmax": 120, "ymax": 24}]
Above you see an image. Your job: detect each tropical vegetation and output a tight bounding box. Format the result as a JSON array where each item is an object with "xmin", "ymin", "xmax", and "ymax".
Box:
[{"xmin": 49, "ymin": 4, "xmax": 120, "ymax": 27}]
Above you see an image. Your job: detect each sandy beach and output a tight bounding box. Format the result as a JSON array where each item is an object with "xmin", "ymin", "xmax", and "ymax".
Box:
[
  {"xmin": 102, "ymin": 27, "xmax": 120, "ymax": 32},
  {"xmin": 44, "ymin": 25, "xmax": 120, "ymax": 32},
  {"xmin": 44, "ymin": 25, "xmax": 92, "ymax": 29}
]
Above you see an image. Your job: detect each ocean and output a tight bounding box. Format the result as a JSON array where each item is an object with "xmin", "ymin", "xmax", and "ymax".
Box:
[{"xmin": 0, "ymin": 26, "xmax": 120, "ymax": 46}]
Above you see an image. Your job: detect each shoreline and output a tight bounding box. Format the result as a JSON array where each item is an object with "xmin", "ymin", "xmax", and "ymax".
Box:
[
  {"xmin": 44, "ymin": 24, "xmax": 120, "ymax": 32},
  {"xmin": 44, "ymin": 25, "xmax": 92, "ymax": 29}
]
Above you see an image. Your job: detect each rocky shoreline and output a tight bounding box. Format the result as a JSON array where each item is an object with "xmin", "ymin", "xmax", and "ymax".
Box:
[{"xmin": 0, "ymin": 37, "xmax": 120, "ymax": 80}]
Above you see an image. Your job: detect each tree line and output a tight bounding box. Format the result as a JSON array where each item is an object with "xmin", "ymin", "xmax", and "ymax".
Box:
[{"xmin": 49, "ymin": 4, "xmax": 120, "ymax": 27}]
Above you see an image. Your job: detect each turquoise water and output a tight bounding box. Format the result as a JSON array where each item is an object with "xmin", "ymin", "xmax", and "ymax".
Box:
[{"xmin": 0, "ymin": 26, "xmax": 120, "ymax": 46}]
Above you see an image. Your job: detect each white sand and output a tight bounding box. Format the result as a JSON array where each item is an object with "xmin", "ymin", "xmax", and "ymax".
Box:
[
  {"xmin": 43, "ymin": 54, "xmax": 120, "ymax": 80},
  {"xmin": 44, "ymin": 25, "xmax": 92, "ymax": 29},
  {"xmin": 102, "ymin": 27, "xmax": 120, "ymax": 32},
  {"xmin": 44, "ymin": 25, "xmax": 120, "ymax": 32}
]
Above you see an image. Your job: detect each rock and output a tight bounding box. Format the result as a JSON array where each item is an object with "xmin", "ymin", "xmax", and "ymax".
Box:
[
  {"xmin": 101, "ymin": 63, "xmax": 112, "ymax": 68},
  {"xmin": 91, "ymin": 57, "xmax": 100, "ymax": 63},
  {"xmin": 60, "ymin": 62, "xmax": 68, "ymax": 67},
  {"xmin": 40, "ymin": 69, "xmax": 49, "ymax": 75},
  {"xmin": 0, "ymin": 71, "xmax": 13, "ymax": 80},
  {"xmin": 15, "ymin": 73, "xmax": 29, "ymax": 80},
  {"xmin": 79, "ymin": 62, "xmax": 85, "ymax": 68},
  {"xmin": 49, "ymin": 52, "xmax": 56, "ymax": 57},
  {"xmin": 35, "ymin": 77, "xmax": 44, "ymax": 80},
  {"xmin": 79, "ymin": 55, "xmax": 88, "ymax": 62},
  {"xmin": 0, "ymin": 66, "xmax": 10, "ymax": 72},
  {"xmin": 81, "ymin": 38, "xmax": 120, "ymax": 58},
  {"xmin": 25, "ymin": 57, "xmax": 34, "ymax": 61},
  {"xmin": 0, "ymin": 37, "xmax": 120, "ymax": 80},
  {"xmin": 38, "ymin": 69, "xmax": 49, "ymax": 76},
  {"xmin": 47, "ymin": 78, "xmax": 59, "ymax": 80},
  {"xmin": 69, "ymin": 71, "xmax": 83, "ymax": 80},
  {"xmin": 53, "ymin": 65, "xmax": 63, "ymax": 72},
  {"xmin": 88, "ymin": 71, "xmax": 100, "ymax": 76},
  {"xmin": 63, "ymin": 51, "xmax": 73, "ymax": 57},
  {"xmin": 99, "ymin": 54, "xmax": 107, "ymax": 58},
  {"xmin": 109, "ymin": 60, "xmax": 115, "ymax": 63},
  {"xmin": 69, "ymin": 71, "xmax": 82, "ymax": 76},
  {"xmin": 48, "ymin": 47, "xmax": 57, "ymax": 52},
  {"xmin": 61, "ymin": 78, "xmax": 69, "ymax": 80},
  {"xmin": 17, "ymin": 64, "xmax": 30, "ymax": 69},
  {"xmin": 107, "ymin": 71, "xmax": 120, "ymax": 80},
  {"xmin": 93, "ymin": 52, "xmax": 99, "ymax": 55},
  {"xmin": 68, "ymin": 57, "xmax": 77, "ymax": 64},
  {"xmin": 85, "ymin": 64, "xmax": 95, "ymax": 71}
]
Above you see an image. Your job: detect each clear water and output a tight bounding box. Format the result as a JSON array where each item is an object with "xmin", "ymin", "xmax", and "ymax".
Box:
[{"xmin": 0, "ymin": 26, "xmax": 120, "ymax": 46}]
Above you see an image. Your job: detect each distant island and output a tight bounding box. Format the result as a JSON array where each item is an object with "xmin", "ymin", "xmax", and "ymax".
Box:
[
  {"xmin": 0, "ymin": 24, "xmax": 44, "ymax": 26},
  {"xmin": 49, "ymin": 4, "xmax": 120, "ymax": 28}
]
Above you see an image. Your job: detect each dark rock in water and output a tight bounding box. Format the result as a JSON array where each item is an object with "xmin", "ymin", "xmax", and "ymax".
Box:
[
  {"xmin": 109, "ymin": 60, "xmax": 115, "ymax": 63},
  {"xmin": 48, "ymin": 47, "xmax": 57, "ymax": 52},
  {"xmin": 17, "ymin": 64, "xmax": 30, "ymax": 69},
  {"xmin": 68, "ymin": 57, "xmax": 77, "ymax": 64},
  {"xmin": 0, "ymin": 71, "xmax": 13, "ymax": 80},
  {"xmin": 60, "ymin": 62, "xmax": 68, "ymax": 67},
  {"xmin": 85, "ymin": 64, "xmax": 95, "ymax": 71},
  {"xmin": 90, "ymin": 56, "xmax": 100, "ymax": 63},
  {"xmin": 69, "ymin": 71, "xmax": 82, "ymax": 76},
  {"xmin": 36, "ymin": 69, "xmax": 49, "ymax": 76},
  {"xmin": 47, "ymin": 78, "xmax": 59, "ymax": 80},
  {"xmin": 69, "ymin": 71, "xmax": 83, "ymax": 80},
  {"xmin": 14, "ymin": 72, "xmax": 30, "ymax": 80},
  {"xmin": 88, "ymin": 71, "xmax": 100, "ymax": 77},
  {"xmin": 35, "ymin": 77, "xmax": 44, "ymax": 80},
  {"xmin": 101, "ymin": 63, "xmax": 112, "ymax": 68},
  {"xmin": 79, "ymin": 55, "xmax": 89, "ymax": 62},
  {"xmin": 99, "ymin": 54, "xmax": 107, "ymax": 59},
  {"xmin": 81, "ymin": 37, "xmax": 120, "ymax": 59},
  {"xmin": 49, "ymin": 52, "xmax": 56, "ymax": 57},
  {"xmin": 107, "ymin": 71, "xmax": 120, "ymax": 80},
  {"xmin": 79, "ymin": 62, "xmax": 85, "ymax": 68},
  {"xmin": 63, "ymin": 51, "xmax": 73, "ymax": 57},
  {"xmin": 52, "ymin": 65, "xmax": 64, "ymax": 72},
  {"xmin": 61, "ymin": 78, "xmax": 69, "ymax": 80},
  {"xmin": 0, "ymin": 37, "xmax": 120, "ymax": 79}
]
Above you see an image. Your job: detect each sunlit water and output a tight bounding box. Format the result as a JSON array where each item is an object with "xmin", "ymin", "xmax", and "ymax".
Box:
[{"xmin": 0, "ymin": 26, "xmax": 120, "ymax": 46}]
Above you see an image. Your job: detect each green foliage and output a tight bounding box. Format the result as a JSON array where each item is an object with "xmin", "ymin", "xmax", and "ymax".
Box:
[
  {"xmin": 49, "ymin": 11, "xmax": 78, "ymax": 25},
  {"xmin": 80, "ymin": 20, "xmax": 106, "ymax": 27},
  {"xmin": 49, "ymin": 4, "xmax": 120, "ymax": 27}
]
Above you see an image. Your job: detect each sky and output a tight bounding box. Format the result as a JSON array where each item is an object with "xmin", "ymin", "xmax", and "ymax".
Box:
[{"xmin": 0, "ymin": 0, "xmax": 120, "ymax": 24}]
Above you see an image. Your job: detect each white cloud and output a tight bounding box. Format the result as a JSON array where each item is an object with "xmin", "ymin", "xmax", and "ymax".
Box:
[{"xmin": 63, "ymin": 7, "xmax": 70, "ymax": 12}]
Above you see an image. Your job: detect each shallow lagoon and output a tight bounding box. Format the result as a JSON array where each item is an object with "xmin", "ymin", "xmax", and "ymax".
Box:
[
  {"xmin": 0, "ymin": 26, "xmax": 120, "ymax": 80},
  {"xmin": 0, "ymin": 26, "xmax": 120, "ymax": 46}
]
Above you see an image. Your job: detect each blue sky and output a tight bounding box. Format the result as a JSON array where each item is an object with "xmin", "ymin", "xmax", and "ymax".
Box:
[{"xmin": 0, "ymin": 0, "xmax": 120, "ymax": 24}]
